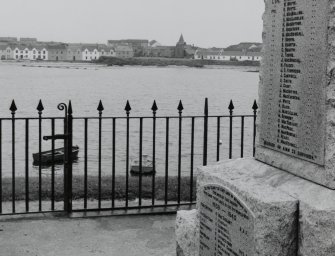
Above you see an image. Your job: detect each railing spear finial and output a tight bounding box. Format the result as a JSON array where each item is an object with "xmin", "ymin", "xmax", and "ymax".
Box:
[
  {"xmin": 97, "ymin": 100, "xmax": 104, "ymax": 115},
  {"xmin": 10, "ymin": 100, "xmax": 17, "ymax": 115},
  {"xmin": 228, "ymin": 100, "xmax": 234, "ymax": 115},
  {"xmin": 151, "ymin": 100, "xmax": 158, "ymax": 115},
  {"xmin": 125, "ymin": 100, "xmax": 131, "ymax": 115},
  {"xmin": 177, "ymin": 100, "xmax": 184, "ymax": 114},
  {"xmin": 36, "ymin": 99, "xmax": 44, "ymax": 115},
  {"xmin": 252, "ymin": 100, "xmax": 258, "ymax": 113}
]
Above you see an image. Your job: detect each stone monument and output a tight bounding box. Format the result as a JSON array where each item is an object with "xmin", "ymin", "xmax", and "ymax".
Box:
[{"xmin": 176, "ymin": 0, "xmax": 335, "ymax": 255}]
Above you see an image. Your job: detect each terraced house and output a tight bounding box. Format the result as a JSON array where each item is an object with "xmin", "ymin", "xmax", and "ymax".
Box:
[
  {"xmin": 194, "ymin": 42, "xmax": 262, "ymax": 61},
  {"xmin": 12, "ymin": 45, "xmax": 48, "ymax": 60},
  {"xmin": 81, "ymin": 44, "xmax": 115, "ymax": 61},
  {"xmin": 0, "ymin": 43, "xmax": 13, "ymax": 60}
]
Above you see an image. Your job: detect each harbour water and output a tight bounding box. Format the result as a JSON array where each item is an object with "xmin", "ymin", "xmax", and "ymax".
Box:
[{"xmin": 0, "ymin": 62, "xmax": 259, "ymax": 178}]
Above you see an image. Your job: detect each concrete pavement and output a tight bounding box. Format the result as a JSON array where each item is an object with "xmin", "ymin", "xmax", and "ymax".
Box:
[{"xmin": 0, "ymin": 214, "xmax": 176, "ymax": 256}]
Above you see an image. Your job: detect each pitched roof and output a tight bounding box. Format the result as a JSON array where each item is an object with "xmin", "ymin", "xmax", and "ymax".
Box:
[
  {"xmin": 225, "ymin": 42, "xmax": 262, "ymax": 51},
  {"xmin": 195, "ymin": 48, "xmax": 224, "ymax": 56},
  {"xmin": 0, "ymin": 43, "xmax": 8, "ymax": 50}
]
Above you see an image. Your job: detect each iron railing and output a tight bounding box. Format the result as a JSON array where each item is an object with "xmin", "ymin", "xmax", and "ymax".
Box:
[{"xmin": 0, "ymin": 98, "xmax": 258, "ymax": 216}]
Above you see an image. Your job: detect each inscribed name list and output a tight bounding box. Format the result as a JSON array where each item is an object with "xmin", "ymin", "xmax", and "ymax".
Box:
[
  {"xmin": 259, "ymin": 0, "xmax": 328, "ymax": 165},
  {"xmin": 199, "ymin": 185, "xmax": 254, "ymax": 256}
]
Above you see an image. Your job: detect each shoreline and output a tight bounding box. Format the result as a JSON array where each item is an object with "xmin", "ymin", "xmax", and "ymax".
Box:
[
  {"xmin": 0, "ymin": 61, "xmax": 259, "ymax": 72},
  {"xmin": 1, "ymin": 175, "xmax": 196, "ymax": 202},
  {"xmin": 96, "ymin": 56, "xmax": 260, "ymax": 68}
]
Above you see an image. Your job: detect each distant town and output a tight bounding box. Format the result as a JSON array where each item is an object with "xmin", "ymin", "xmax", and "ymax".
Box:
[{"xmin": 0, "ymin": 35, "xmax": 262, "ymax": 62}]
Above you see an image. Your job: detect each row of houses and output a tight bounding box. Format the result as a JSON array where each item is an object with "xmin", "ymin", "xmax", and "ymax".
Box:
[
  {"xmin": 194, "ymin": 43, "xmax": 262, "ymax": 62},
  {"xmin": 0, "ymin": 37, "xmax": 135, "ymax": 61},
  {"xmin": 0, "ymin": 37, "xmax": 262, "ymax": 62}
]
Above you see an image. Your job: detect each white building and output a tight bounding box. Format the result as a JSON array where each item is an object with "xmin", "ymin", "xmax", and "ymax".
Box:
[
  {"xmin": 194, "ymin": 48, "xmax": 262, "ymax": 62},
  {"xmin": 81, "ymin": 44, "xmax": 115, "ymax": 61},
  {"xmin": 13, "ymin": 45, "xmax": 48, "ymax": 60}
]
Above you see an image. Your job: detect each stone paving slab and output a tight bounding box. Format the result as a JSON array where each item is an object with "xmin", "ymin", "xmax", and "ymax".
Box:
[{"xmin": 0, "ymin": 214, "xmax": 176, "ymax": 256}]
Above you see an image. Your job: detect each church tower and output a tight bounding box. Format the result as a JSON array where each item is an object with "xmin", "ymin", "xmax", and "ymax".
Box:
[{"xmin": 175, "ymin": 34, "xmax": 186, "ymax": 58}]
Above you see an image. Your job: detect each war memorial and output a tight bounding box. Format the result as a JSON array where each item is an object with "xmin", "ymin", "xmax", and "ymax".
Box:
[{"xmin": 176, "ymin": 0, "xmax": 335, "ymax": 255}]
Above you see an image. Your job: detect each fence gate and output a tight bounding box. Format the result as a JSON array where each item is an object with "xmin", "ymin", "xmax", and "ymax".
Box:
[{"xmin": 43, "ymin": 102, "xmax": 73, "ymax": 213}]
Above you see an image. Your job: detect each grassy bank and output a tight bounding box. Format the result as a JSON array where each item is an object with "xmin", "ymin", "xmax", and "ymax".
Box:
[
  {"xmin": 1, "ymin": 175, "xmax": 196, "ymax": 202},
  {"xmin": 96, "ymin": 56, "xmax": 260, "ymax": 68}
]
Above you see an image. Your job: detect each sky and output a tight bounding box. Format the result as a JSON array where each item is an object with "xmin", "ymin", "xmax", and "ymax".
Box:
[{"xmin": 0, "ymin": 0, "xmax": 264, "ymax": 48}]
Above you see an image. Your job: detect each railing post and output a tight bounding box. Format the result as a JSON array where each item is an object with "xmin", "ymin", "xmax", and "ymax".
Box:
[
  {"xmin": 151, "ymin": 100, "xmax": 158, "ymax": 206},
  {"xmin": 228, "ymin": 100, "xmax": 234, "ymax": 159},
  {"xmin": 10, "ymin": 100, "xmax": 17, "ymax": 213},
  {"xmin": 203, "ymin": 98, "xmax": 208, "ymax": 166},
  {"xmin": 177, "ymin": 100, "xmax": 184, "ymax": 204},
  {"xmin": 37, "ymin": 100, "xmax": 44, "ymax": 212},
  {"xmin": 97, "ymin": 100, "xmax": 104, "ymax": 209},
  {"xmin": 125, "ymin": 100, "xmax": 131, "ymax": 208},
  {"xmin": 58, "ymin": 102, "xmax": 72, "ymax": 214},
  {"xmin": 252, "ymin": 100, "xmax": 258, "ymax": 157},
  {"xmin": 66, "ymin": 101, "xmax": 73, "ymax": 213}
]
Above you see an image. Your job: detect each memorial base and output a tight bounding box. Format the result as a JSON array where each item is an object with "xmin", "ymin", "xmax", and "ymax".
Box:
[{"xmin": 176, "ymin": 158, "xmax": 335, "ymax": 256}]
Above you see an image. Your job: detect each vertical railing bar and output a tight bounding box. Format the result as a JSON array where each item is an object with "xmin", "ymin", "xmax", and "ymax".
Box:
[
  {"xmin": 177, "ymin": 112, "xmax": 182, "ymax": 204},
  {"xmin": 190, "ymin": 117, "xmax": 194, "ymax": 203},
  {"xmin": 51, "ymin": 118, "xmax": 55, "ymax": 211},
  {"xmin": 38, "ymin": 113, "xmax": 42, "ymax": 211},
  {"xmin": 12, "ymin": 112, "xmax": 16, "ymax": 213},
  {"xmin": 241, "ymin": 116, "xmax": 245, "ymax": 158},
  {"xmin": 84, "ymin": 118, "xmax": 88, "ymax": 209},
  {"xmin": 229, "ymin": 115, "xmax": 233, "ymax": 159},
  {"xmin": 216, "ymin": 117, "xmax": 220, "ymax": 162},
  {"xmin": 229, "ymin": 101, "xmax": 234, "ymax": 159},
  {"xmin": 112, "ymin": 118, "xmax": 116, "ymax": 208},
  {"xmin": 25, "ymin": 119, "xmax": 29, "ymax": 212},
  {"xmin": 67, "ymin": 102, "xmax": 73, "ymax": 213},
  {"xmin": 151, "ymin": 113, "xmax": 156, "ymax": 206},
  {"xmin": 252, "ymin": 101, "xmax": 258, "ymax": 157},
  {"xmin": 98, "ymin": 113, "xmax": 102, "ymax": 209},
  {"xmin": 139, "ymin": 118, "xmax": 143, "ymax": 207},
  {"xmin": 203, "ymin": 98, "xmax": 208, "ymax": 166},
  {"xmin": 164, "ymin": 117, "xmax": 169, "ymax": 205},
  {"xmin": 0, "ymin": 120, "xmax": 2, "ymax": 214},
  {"xmin": 126, "ymin": 115, "xmax": 130, "ymax": 208}
]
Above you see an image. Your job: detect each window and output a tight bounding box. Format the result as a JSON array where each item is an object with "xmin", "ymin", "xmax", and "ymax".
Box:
[
  {"xmin": 33, "ymin": 50, "xmax": 36, "ymax": 54},
  {"xmin": 43, "ymin": 56, "xmax": 45, "ymax": 59},
  {"xmin": 43, "ymin": 50, "xmax": 46, "ymax": 54},
  {"xmin": 16, "ymin": 50, "xmax": 18, "ymax": 53}
]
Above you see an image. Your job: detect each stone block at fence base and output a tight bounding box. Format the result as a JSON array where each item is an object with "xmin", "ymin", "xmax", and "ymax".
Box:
[
  {"xmin": 197, "ymin": 158, "xmax": 335, "ymax": 255},
  {"xmin": 176, "ymin": 158, "xmax": 300, "ymax": 256},
  {"xmin": 176, "ymin": 209, "xmax": 198, "ymax": 256}
]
